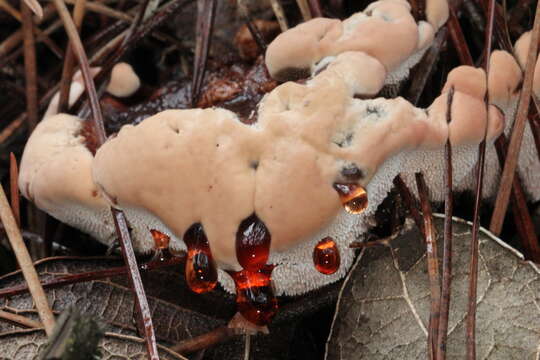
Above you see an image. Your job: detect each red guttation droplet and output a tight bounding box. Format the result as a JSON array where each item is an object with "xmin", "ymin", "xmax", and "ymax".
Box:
[
  {"xmin": 183, "ymin": 223, "xmax": 218, "ymax": 294},
  {"xmin": 236, "ymin": 214, "xmax": 271, "ymax": 272},
  {"xmin": 150, "ymin": 229, "xmax": 170, "ymax": 250},
  {"xmin": 230, "ymin": 265, "xmax": 278, "ymax": 326},
  {"xmin": 333, "ymin": 183, "xmax": 368, "ymax": 214},
  {"xmin": 313, "ymin": 237, "xmax": 340, "ymax": 275}
]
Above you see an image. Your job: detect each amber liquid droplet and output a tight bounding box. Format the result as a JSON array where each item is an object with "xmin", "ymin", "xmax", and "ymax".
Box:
[
  {"xmin": 236, "ymin": 214, "xmax": 271, "ymax": 272},
  {"xmin": 313, "ymin": 237, "xmax": 340, "ymax": 275},
  {"xmin": 150, "ymin": 229, "xmax": 170, "ymax": 250},
  {"xmin": 230, "ymin": 265, "xmax": 278, "ymax": 326},
  {"xmin": 183, "ymin": 223, "xmax": 218, "ymax": 294},
  {"xmin": 333, "ymin": 183, "xmax": 368, "ymax": 214}
]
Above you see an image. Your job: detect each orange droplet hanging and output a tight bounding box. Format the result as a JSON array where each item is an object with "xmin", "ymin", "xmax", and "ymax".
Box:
[
  {"xmin": 183, "ymin": 223, "xmax": 217, "ymax": 294},
  {"xmin": 235, "ymin": 214, "xmax": 271, "ymax": 272},
  {"xmin": 230, "ymin": 265, "xmax": 278, "ymax": 326},
  {"xmin": 333, "ymin": 183, "xmax": 368, "ymax": 214},
  {"xmin": 313, "ymin": 237, "xmax": 340, "ymax": 275}
]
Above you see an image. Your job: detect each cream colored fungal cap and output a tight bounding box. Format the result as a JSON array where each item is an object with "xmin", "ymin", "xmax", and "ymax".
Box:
[
  {"xmin": 91, "ymin": 51, "xmax": 505, "ymax": 297},
  {"xmin": 265, "ymin": 18, "xmax": 341, "ymax": 81},
  {"xmin": 265, "ymin": 0, "xmax": 447, "ymax": 82},
  {"xmin": 488, "ymin": 50, "xmax": 523, "ymax": 109},
  {"xmin": 309, "ymin": 52, "xmax": 387, "ymax": 96},
  {"xmin": 18, "ymin": 114, "xmax": 113, "ymax": 242},
  {"xmin": 107, "ymin": 62, "xmax": 141, "ymax": 98},
  {"xmin": 514, "ymin": 31, "xmax": 532, "ymax": 69},
  {"xmin": 513, "ymin": 31, "xmax": 540, "ymax": 97},
  {"xmin": 426, "ymin": 0, "xmax": 449, "ymax": 29},
  {"xmin": 44, "ymin": 68, "xmax": 100, "ymax": 119}
]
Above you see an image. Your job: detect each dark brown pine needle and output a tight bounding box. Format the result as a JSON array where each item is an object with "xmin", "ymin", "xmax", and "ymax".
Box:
[
  {"xmin": 0, "ymin": 256, "xmax": 185, "ymax": 298},
  {"xmin": 490, "ymin": 0, "xmax": 540, "ymax": 235},
  {"xmin": 21, "ymin": 0, "xmax": 38, "ymax": 131},
  {"xmin": 307, "ymin": 0, "xmax": 323, "ymax": 17},
  {"xmin": 9, "ymin": 153, "xmax": 20, "ymax": 227},
  {"xmin": 191, "ymin": 0, "xmax": 217, "ymax": 106},
  {"xmin": 393, "ymin": 175, "xmax": 424, "ymax": 236},
  {"xmin": 415, "ymin": 173, "xmax": 440, "ymax": 360},
  {"xmin": 466, "ymin": 0, "xmax": 496, "ymax": 358},
  {"xmin": 52, "ymin": 0, "xmax": 106, "ymax": 144},
  {"xmin": 238, "ymin": 0, "xmax": 267, "ymax": 53},
  {"xmin": 112, "ymin": 209, "xmax": 159, "ymax": 360},
  {"xmin": 172, "ymin": 326, "xmax": 236, "ymax": 354},
  {"xmin": 436, "ymin": 87, "xmax": 454, "ymax": 360},
  {"xmin": 57, "ymin": 0, "xmax": 87, "ymax": 114}
]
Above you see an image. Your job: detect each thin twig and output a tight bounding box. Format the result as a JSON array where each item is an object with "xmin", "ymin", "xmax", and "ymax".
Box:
[
  {"xmin": 119, "ymin": 0, "xmax": 151, "ymax": 49},
  {"xmin": 307, "ymin": 0, "xmax": 323, "ymax": 17},
  {"xmin": 406, "ymin": 28, "xmax": 447, "ymax": 105},
  {"xmin": 466, "ymin": 0, "xmax": 496, "ymax": 357},
  {"xmin": 0, "ymin": 19, "xmax": 63, "ymax": 63},
  {"xmin": 172, "ymin": 326, "xmax": 236, "ymax": 354},
  {"xmin": 296, "ymin": 0, "xmax": 312, "ymax": 21},
  {"xmin": 0, "ymin": 0, "xmax": 62, "ymax": 58},
  {"xmin": 493, "ymin": 136, "xmax": 540, "ymax": 261},
  {"xmin": 23, "ymin": 0, "xmax": 43, "ymax": 19},
  {"xmin": 447, "ymin": 8, "xmax": 474, "ymax": 65},
  {"xmin": 112, "ymin": 209, "xmax": 159, "ymax": 360},
  {"xmin": 0, "ymin": 0, "xmax": 21, "ymax": 21},
  {"xmin": 0, "ymin": 3, "xmax": 56, "ymax": 57},
  {"xmin": 269, "ymin": 0, "xmax": 289, "ymax": 32},
  {"xmin": 490, "ymin": 0, "xmax": 540, "ymax": 235},
  {"xmin": 0, "ymin": 256, "xmax": 184, "ymax": 298},
  {"xmin": 191, "ymin": 0, "xmax": 216, "ymax": 106},
  {"xmin": 9, "ymin": 153, "xmax": 20, "ymax": 228},
  {"xmin": 0, "ymin": 187, "xmax": 55, "ymax": 336},
  {"xmin": 0, "ymin": 309, "xmax": 42, "ymax": 329},
  {"xmin": 57, "ymin": 0, "xmax": 88, "ymax": 114},
  {"xmin": 238, "ymin": 0, "xmax": 267, "ymax": 53},
  {"xmin": 52, "ymin": 0, "xmax": 106, "ymax": 145},
  {"xmin": 436, "ymin": 87, "xmax": 455, "ymax": 360},
  {"xmin": 21, "ymin": 1, "xmax": 39, "ymax": 131},
  {"xmin": 393, "ymin": 175, "xmax": 424, "ymax": 236},
  {"xmin": 415, "ymin": 173, "xmax": 440, "ymax": 360}
]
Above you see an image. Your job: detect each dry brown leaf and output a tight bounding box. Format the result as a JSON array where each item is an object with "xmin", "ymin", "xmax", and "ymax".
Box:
[
  {"xmin": 0, "ymin": 257, "xmax": 227, "ymax": 343},
  {"xmin": 0, "ymin": 328, "xmax": 186, "ymax": 359},
  {"xmin": 0, "ymin": 256, "xmax": 340, "ymax": 359},
  {"xmin": 326, "ymin": 216, "xmax": 540, "ymax": 359}
]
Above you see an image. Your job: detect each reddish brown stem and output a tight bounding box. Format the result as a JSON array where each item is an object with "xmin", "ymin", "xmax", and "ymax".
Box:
[
  {"xmin": 393, "ymin": 175, "xmax": 424, "ymax": 236},
  {"xmin": 447, "ymin": 8, "xmax": 474, "ymax": 65},
  {"xmin": 112, "ymin": 209, "xmax": 159, "ymax": 360},
  {"xmin": 57, "ymin": 0, "xmax": 87, "ymax": 114},
  {"xmin": 307, "ymin": 0, "xmax": 323, "ymax": 17},
  {"xmin": 52, "ymin": 0, "xmax": 106, "ymax": 144},
  {"xmin": 466, "ymin": 1, "xmax": 496, "ymax": 357},
  {"xmin": 493, "ymin": 136, "xmax": 540, "ymax": 261},
  {"xmin": 0, "ymin": 256, "xmax": 184, "ymax": 298},
  {"xmin": 436, "ymin": 87, "xmax": 455, "ymax": 360},
  {"xmin": 191, "ymin": 0, "xmax": 216, "ymax": 106},
  {"xmin": 21, "ymin": 1, "xmax": 39, "ymax": 131},
  {"xmin": 9, "ymin": 153, "xmax": 20, "ymax": 227},
  {"xmin": 172, "ymin": 326, "xmax": 236, "ymax": 354},
  {"xmin": 489, "ymin": 0, "xmax": 540, "ymax": 235},
  {"xmin": 415, "ymin": 173, "xmax": 440, "ymax": 360}
]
